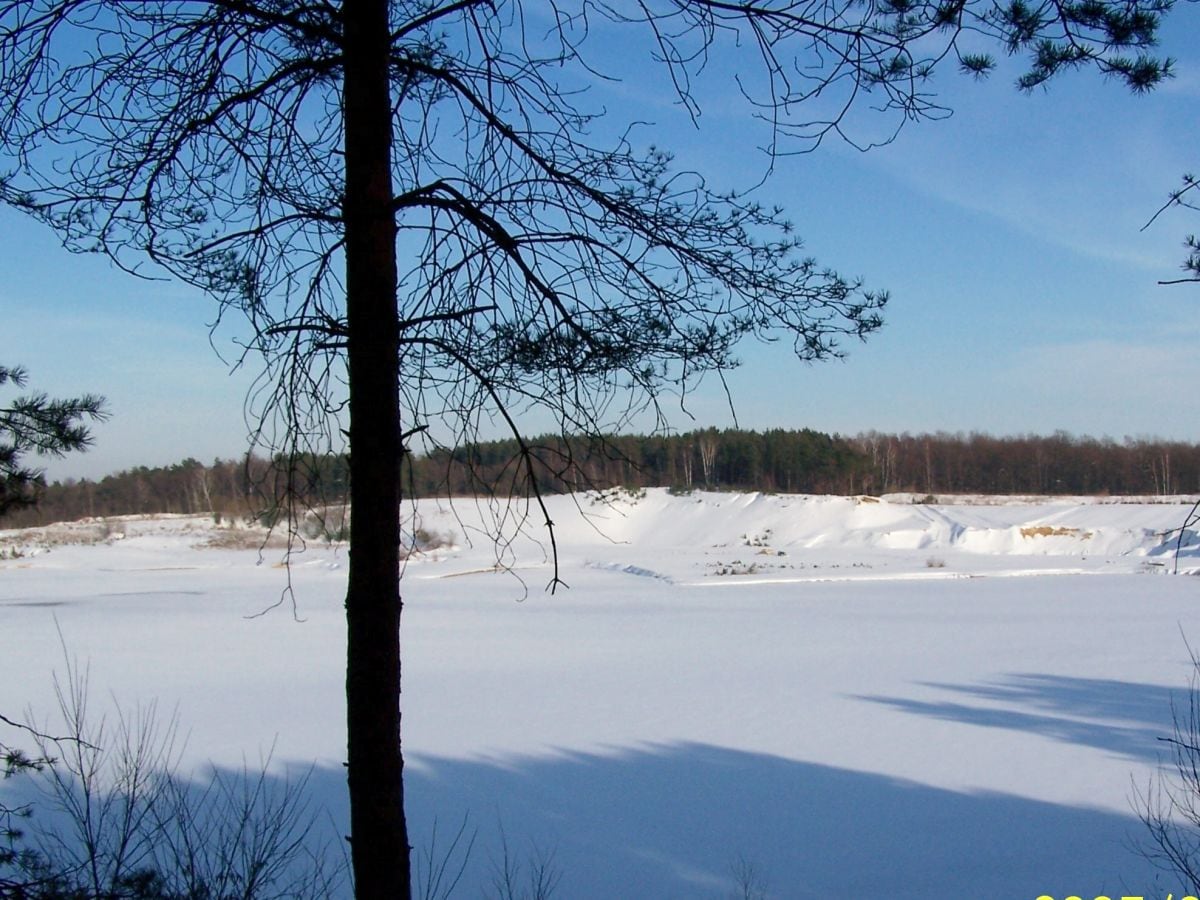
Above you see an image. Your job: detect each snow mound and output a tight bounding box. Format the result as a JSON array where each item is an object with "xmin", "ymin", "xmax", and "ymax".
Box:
[{"xmin": 3, "ymin": 490, "xmax": 1195, "ymax": 582}]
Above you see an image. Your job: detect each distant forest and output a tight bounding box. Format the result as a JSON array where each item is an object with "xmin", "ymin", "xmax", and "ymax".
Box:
[{"xmin": 5, "ymin": 428, "xmax": 1199, "ymax": 528}]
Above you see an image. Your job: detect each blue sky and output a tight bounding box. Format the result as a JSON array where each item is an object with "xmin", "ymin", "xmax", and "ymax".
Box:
[{"xmin": 3, "ymin": 5, "xmax": 1200, "ymax": 481}]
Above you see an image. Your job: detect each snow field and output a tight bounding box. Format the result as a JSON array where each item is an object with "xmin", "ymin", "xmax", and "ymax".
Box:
[{"xmin": 2, "ymin": 490, "xmax": 1200, "ymax": 897}]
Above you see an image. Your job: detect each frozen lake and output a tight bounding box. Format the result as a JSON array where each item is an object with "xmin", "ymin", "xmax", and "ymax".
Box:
[{"xmin": 3, "ymin": 490, "xmax": 1199, "ymax": 897}]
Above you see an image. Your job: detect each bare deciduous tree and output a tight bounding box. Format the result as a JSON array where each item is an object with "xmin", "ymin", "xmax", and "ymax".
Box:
[{"xmin": 0, "ymin": 1, "xmax": 1173, "ymax": 896}]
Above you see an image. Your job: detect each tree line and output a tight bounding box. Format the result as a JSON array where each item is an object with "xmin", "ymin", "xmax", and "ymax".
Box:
[
  {"xmin": 5, "ymin": 428, "xmax": 1199, "ymax": 529},
  {"xmin": 420, "ymin": 429, "xmax": 1200, "ymax": 498},
  {"xmin": 851, "ymin": 431, "xmax": 1197, "ymax": 497}
]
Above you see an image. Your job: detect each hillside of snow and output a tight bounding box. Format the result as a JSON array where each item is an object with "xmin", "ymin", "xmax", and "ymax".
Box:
[
  {"xmin": 404, "ymin": 488, "xmax": 1200, "ymax": 583},
  {"xmin": 3, "ymin": 490, "xmax": 1200, "ymax": 897}
]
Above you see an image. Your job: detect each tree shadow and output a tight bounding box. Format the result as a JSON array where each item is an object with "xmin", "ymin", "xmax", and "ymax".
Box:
[
  {"xmin": 856, "ymin": 673, "xmax": 1179, "ymax": 762},
  {"xmin": 399, "ymin": 742, "xmax": 1170, "ymax": 898},
  {"xmin": 3, "ymin": 739, "xmax": 1178, "ymax": 898}
]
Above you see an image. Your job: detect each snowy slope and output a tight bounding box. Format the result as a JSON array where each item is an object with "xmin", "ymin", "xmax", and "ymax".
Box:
[
  {"xmin": 3, "ymin": 491, "xmax": 1200, "ymax": 898},
  {"xmin": 404, "ymin": 489, "xmax": 1200, "ymax": 585}
]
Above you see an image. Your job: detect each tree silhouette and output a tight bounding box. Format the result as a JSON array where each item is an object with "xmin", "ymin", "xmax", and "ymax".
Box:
[
  {"xmin": 1146, "ymin": 173, "xmax": 1200, "ymax": 285},
  {"xmin": 0, "ymin": 365, "xmax": 106, "ymax": 516},
  {"xmin": 0, "ymin": 1, "xmax": 1174, "ymax": 896}
]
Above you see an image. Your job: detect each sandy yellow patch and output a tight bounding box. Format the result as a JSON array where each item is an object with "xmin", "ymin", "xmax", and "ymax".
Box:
[{"xmin": 1020, "ymin": 525, "xmax": 1093, "ymax": 539}]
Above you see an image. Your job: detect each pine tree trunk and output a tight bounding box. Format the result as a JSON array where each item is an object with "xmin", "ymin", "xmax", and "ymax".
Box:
[{"xmin": 342, "ymin": 0, "xmax": 410, "ymax": 896}]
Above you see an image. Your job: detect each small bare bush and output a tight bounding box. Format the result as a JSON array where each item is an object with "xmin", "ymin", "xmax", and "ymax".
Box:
[
  {"xmin": 300, "ymin": 506, "xmax": 350, "ymax": 543},
  {"xmin": 728, "ymin": 854, "xmax": 770, "ymax": 900},
  {"xmin": 487, "ymin": 826, "xmax": 560, "ymax": 900},
  {"xmin": 414, "ymin": 815, "xmax": 476, "ymax": 900},
  {"xmin": 402, "ymin": 527, "xmax": 455, "ymax": 560},
  {"xmin": 1136, "ymin": 647, "xmax": 1200, "ymax": 893},
  {"xmin": 7, "ymin": 658, "xmax": 345, "ymax": 899}
]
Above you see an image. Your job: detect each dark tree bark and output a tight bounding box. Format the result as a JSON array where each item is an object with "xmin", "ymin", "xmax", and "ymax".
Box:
[{"xmin": 342, "ymin": 1, "xmax": 408, "ymax": 895}]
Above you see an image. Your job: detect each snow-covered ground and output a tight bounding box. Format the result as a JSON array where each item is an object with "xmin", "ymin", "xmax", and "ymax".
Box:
[{"xmin": 3, "ymin": 490, "xmax": 1200, "ymax": 897}]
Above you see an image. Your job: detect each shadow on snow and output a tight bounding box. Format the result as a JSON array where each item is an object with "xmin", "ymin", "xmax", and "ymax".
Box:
[
  {"xmin": 3, "ymin": 739, "xmax": 1182, "ymax": 897},
  {"xmin": 856, "ymin": 672, "xmax": 1180, "ymax": 763},
  {"xmin": 397, "ymin": 741, "xmax": 1172, "ymax": 898}
]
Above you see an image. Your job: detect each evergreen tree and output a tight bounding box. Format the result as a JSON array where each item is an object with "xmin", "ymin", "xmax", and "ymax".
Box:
[{"xmin": 0, "ymin": 365, "xmax": 106, "ymax": 516}]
